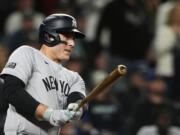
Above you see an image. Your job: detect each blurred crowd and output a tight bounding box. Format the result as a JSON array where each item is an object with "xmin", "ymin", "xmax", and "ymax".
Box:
[{"xmin": 1, "ymin": 0, "xmax": 180, "ymax": 135}]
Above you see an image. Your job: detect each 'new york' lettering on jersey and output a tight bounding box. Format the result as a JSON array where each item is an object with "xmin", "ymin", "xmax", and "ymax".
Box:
[{"xmin": 42, "ymin": 76, "xmax": 70, "ymax": 96}]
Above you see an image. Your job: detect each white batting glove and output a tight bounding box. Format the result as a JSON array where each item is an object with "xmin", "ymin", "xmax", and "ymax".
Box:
[
  {"xmin": 43, "ymin": 108, "xmax": 75, "ymax": 126},
  {"xmin": 67, "ymin": 103, "xmax": 83, "ymax": 122}
]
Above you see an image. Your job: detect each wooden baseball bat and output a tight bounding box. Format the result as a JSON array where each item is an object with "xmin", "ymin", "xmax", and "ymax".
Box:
[{"xmin": 77, "ymin": 64, "xmax": 127, "ymax": 110}]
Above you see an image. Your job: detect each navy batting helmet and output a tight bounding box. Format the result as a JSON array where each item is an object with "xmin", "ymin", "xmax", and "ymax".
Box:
[{"xmin": 39, "ymin": 14, "xmax": 85, "ymax": 47}]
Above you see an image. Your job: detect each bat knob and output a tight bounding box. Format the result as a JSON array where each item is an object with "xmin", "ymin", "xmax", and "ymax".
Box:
[{"xmin": 118, "ymin": 65, "xmax": 127, "ymax": 75}]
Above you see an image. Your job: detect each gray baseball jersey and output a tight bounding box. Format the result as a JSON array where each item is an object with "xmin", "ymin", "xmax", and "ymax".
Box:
[{"xmin": 1, "ymin": 45, "xmax": 86, "ymax": 135}]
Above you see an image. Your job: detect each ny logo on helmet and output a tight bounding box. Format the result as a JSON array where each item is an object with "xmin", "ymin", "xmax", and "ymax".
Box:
[{"xmin": 72, "ymin": 19, "xmax": 77, "ymax": 27}]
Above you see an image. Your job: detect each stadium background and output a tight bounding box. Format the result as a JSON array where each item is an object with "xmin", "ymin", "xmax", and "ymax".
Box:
[{"xmin": 1, "ymin": 0, "xmax": 180, "ymax": 135}]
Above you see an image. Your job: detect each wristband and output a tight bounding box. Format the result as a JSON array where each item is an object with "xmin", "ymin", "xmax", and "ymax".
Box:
[
  {"xmin": 43, "ymin": 108, "xmax": 53, "ymax": 121},
  {"xmin": 66, "ymin": 109, "xmax": 73, "ymax": 117}
]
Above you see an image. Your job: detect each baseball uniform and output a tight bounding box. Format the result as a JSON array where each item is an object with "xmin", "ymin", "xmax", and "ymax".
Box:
[{"xmin": 1, "ymin": 45, "xmax": 86, "ymax": 135}]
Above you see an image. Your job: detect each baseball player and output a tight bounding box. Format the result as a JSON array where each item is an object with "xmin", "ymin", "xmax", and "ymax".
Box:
[{"xmin": 0, "ymin": 13, "xmax": 87, "ymax": 135}]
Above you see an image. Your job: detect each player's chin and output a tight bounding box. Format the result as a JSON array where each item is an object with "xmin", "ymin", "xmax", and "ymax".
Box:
[
  {"xmin": 61, "ymin": 51, "xmax": 72, "ymax": 61},
  {"xmin": 63, "ymin": 55, "xmax": 71, "ymax": 61}
]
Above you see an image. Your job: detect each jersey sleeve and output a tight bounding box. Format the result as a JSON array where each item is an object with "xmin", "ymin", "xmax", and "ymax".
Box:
[
  {"xmin": 70, "ymin": 72, "xmax": 86, "ymax": 97},
  {"xmin": 1, "ymin": 46, "xmax": 33, "ymax": 84}
]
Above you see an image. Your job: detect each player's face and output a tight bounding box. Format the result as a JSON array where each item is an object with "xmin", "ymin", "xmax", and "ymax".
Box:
[{"xmin": 50, "ymin": 33, "xmax": 75, "ymax": 63}]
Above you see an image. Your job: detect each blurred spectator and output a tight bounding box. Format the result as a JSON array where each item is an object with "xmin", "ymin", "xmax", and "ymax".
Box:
[
  {"xmin": 35, "ymin": 0, "xmax": 56, "ymax": 16},
  {"xmin": 53, "ymin": 0, "xmax": 75, "ymax": 16},
  {"xmin": 87, "ymin": 52, "xmax": 109, "ymax": 90},
  {"xmin": 60, "ymin": 125, "xmax": 76, "ymax": 135},
  {"xmin": 80, "ymin": 0, "xmax": 112, "ymax": 42},
  {"xmin": 87, "ymin": 87, "xmax": 124, "ymax": 135},
  {"xmin": 117, "ymin": 71, "xmax": 148, "ymax": 126},
  {"xmin": 5, "ymin": 10, "xmax": 40, "ymax": 55},
  {"xmin": 137, "ymin": 108, "xmax": 180, "ymax": 135},
  {"xmin": 0, "ymin": 0, "xmax": 15, "ymax": 36},
  {"xmin": 152, "ymin": 3, "xmax": 180, "ymax": 98},
  {"xmin": 143, "ymin": 0, "xmax": 161, "ymax": 31},
  {"xmin": 171, "ymin": 4, "xmax": 180, "ymax": 101},
  {"xmin": 155, "ymin": 0, "xmax": 180, "ymax": 27},
  {"xmin": 75, "ymin": 114, "xmax": 100, "ymax": 135},
  {"xmin": 4, "ymin": 0, "xmax": 44, "ymax": 35},
  {"xmin": 0, "ymin": 44, "xmax": 8, "ymax": 135},
  {"xmin": 0, "ymin": 45, "xmax": 8, "ymax": 135},
  {"xmin": 92, "ymin": 0, "xmax": 153, "ymax": 99},
  {"xmin": 0, "ymin": 45, "xmax": 9, "ymax": 72},
  {"xmin": 94, "ymin": 0, "xmax": 152, "ymax": 72},
  {"xmin": 127, "ymin": 76, "xmax": 177, "ymax": 135},
  {"xmin": 145, "ymin": 0, "xmax": 160, "ymax": 16}
]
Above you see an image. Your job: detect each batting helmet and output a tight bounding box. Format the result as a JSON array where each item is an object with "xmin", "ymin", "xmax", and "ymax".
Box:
[{"xmin": 39, "ymin": 13, "xmax": 85, "ymax": 47}]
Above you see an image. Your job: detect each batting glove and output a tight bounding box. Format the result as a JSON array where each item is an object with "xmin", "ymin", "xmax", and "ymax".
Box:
[
  {"xmin": 67, "ymin": 103, "xmax": 83, "ymax": 122},
  {"xmin": 43, "ymin": 108, "xmax": 75, "ymax": 126}
]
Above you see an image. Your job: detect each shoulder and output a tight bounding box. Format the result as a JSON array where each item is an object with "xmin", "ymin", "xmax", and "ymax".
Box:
[
  {"xmin": 9, "ymin": 45, "xmax": 38, "ymax": 60},
  {"xmin": 62, "ymin": 67, "xmax": 80, "ymax": 77},
  {"xmin": 62, "ymin": 67, "xmax": 84, "ymax": 82},
  {"xmin": 13, "ymin": 45, "xmax": 36, "ymax": 54}
]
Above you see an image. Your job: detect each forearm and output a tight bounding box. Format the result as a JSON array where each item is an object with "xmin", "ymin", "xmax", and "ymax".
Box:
[
  {"xmin": 1, "ymin": 74, "xmax": 40, "ymax": 117},
  {"xmin": 35, "ymin": 104, "xmax": 49, "ymax": 120}
]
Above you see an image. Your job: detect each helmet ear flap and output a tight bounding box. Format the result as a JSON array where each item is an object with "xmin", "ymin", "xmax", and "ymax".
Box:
[{"xmin": 39, "ymin": 24, "xmax": 61, "ymax": 46}]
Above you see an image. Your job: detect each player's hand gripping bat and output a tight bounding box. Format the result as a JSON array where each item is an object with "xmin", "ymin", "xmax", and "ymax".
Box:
[{"xmin": 77, "ymin": 64, "xmax": 127, "ymax": 111}]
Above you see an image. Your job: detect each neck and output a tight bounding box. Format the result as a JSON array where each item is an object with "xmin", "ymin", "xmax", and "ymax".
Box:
[{"xmin": 40, "ymin": 45, "xmax": 61, "ymax": 64}]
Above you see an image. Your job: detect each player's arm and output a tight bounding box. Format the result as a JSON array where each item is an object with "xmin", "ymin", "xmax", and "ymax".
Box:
[{"xmin": 1, "ymin": 74, "xmax": 74, "ymax": 126}]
